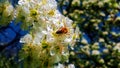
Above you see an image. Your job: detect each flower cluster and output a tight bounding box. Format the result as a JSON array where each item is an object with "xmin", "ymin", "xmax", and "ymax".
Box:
[
  {"xmin": 0, "ymin": 0, "xmax": 80, "ymax": 67},
  {"xmin": 0, "ymin": 0, "xmax": 14, "ymax": 26},
  {"xmin": 17, "ymin": 0, "xmax": 80, "ymax": 67}
]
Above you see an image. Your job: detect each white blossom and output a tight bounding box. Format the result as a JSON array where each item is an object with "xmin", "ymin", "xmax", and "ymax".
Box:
[
  {"xmin": 20, "ymin": 34, "xmax": 33, "ymax": 43},
  {"xmin": 54, "ymin": 63, "xmax": 65, "ymax": 68},
  {"xmin": 99, "ymin": 38, "xmax": 105, "ymax": 42},
  {"xmin": 68, "ymin": 64, "xmax": 75, "ymax": 68},
  {"xmin": 114, "ymin": 43, "xmax": 120, "ymax": 52},
  {"xmin": 103, "ymin": 49, "xmax": 109, "ymax": 54},
  {"xmin": 81, "ymin": 38, "xmax": 88, "ymax": 44},
  {"xmin": 92, "ymin": 50, "xmax": 100, "ymax": 55}
]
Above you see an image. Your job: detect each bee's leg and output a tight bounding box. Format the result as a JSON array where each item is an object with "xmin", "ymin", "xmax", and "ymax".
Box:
[
  {"xmin": 59, "ymin": 45, "xmax": 65, "ymax": 54},
  {"xmin": 66, "ymin": 33, "xmax": 70, "ymax": 35},
  {"xmin": 59, "ymin": 44, "xmax": 62, "ymax": 54}
]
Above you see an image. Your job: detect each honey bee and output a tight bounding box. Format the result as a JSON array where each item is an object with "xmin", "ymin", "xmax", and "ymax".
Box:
[
  {"xmin": 56, "ymin": 27, "xmax": 68, "ymax": 34},
  {"xmin": 55, "ymin": 20, "xmax": 70, "ymax": 35}
]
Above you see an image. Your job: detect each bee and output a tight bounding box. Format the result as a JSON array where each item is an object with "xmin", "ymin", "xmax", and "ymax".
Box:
[
  {"xmin": 56, "ymin": 27, "xmax": 68, "ymax": 34},
  {"xmin": 55, "ymin": 22, "xmax": 69, "ymax": 35}
]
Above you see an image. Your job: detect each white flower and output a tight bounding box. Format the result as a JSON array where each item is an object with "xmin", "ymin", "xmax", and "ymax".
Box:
[
  {"xmin": 68, "ymin": 64, "xmax": 75, "ymax": 68},
  {"xmin": 93, "ymin": 42, "xmax": 99, "ymax": 45},
  {"xmin": 102, "ymin": 31, "xmax": 108, "ymax": 35},
  {"xmin": 54, "ymin": 63, "xmax": 65, "ymax": 68},
  {"xmin": 92, "ymin": 43, "xmax": 99, "ymax": 49},
  {"xmin": 104, "ymin": 0, "xmax": 110, "ymax": 3},
  {"xmin": 99, "ymin": 38, "xmax": 105, "ymax": 42},
  {"xmin": 114, "ymin": 43, "xmax": 120, "ymax": 52},
  {"xmin": 81, "ymin": 38, "xmax": 88, "ymax": 44},
  {"xmin": 4, "ymin": 4, "xmax": 14, "ymax": 16},
  {"xmin": 64, "ymin": 38, "xmax": 72, "ymax": 43},
  {"xmin": 99, "ymin": 59, "xmax": 104, "ymax": 64},
  {"xmin": 103, "ymin": 49, "xmax": 109, "ymax": 54},
  {"xmin": 42, "ymin": 30, "xmax": 48, "ymax": 34},
  {"xmin": 92, "ymin": 50, "xmax": 100, "ymax": 55},
  {"xmin": 20, "ymin": 34, "xmax": 33, "ymax": 43}
]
